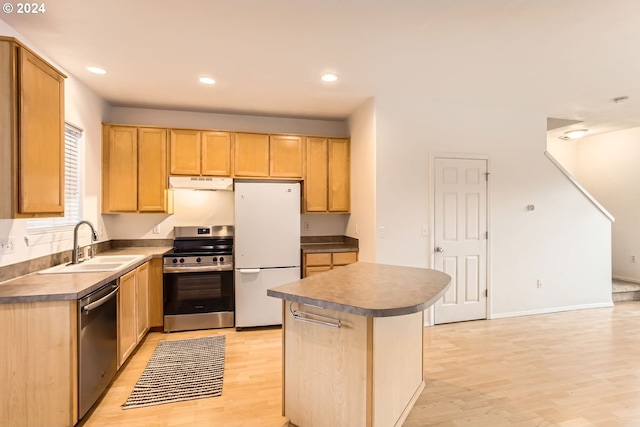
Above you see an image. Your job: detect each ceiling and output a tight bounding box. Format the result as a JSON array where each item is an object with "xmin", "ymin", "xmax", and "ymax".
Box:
[{"xmin": 3, "ymin": 0, "xmax": 640, "ymax": 136}]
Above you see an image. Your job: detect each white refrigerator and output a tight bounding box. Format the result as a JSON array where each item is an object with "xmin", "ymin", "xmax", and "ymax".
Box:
[{"xmin": 234, "ymin": 181, "xmax": 301, "ymax": 328}]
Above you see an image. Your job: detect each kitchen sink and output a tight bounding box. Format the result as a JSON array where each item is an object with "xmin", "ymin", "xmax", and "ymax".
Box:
[
  {"xmin": 39, "ymin": 254, "xmax": 145, "ymax": 274},
  {"xmin": 89, "ymin": 255, "xmax": 145, "ymax": 264}
]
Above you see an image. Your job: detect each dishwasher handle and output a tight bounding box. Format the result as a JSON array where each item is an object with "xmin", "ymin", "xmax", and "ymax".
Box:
[{"xmin": 82, "ymin": 285, "xmax": 119, "ymax": 314}]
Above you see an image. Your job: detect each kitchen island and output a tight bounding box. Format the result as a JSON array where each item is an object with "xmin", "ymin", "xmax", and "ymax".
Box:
[{"xmin": 267, "ymin": 262, "xmax": 451, "ymax": 427}]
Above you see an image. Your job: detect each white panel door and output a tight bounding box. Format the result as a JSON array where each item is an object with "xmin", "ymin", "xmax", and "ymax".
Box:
[
  {"xmin": 234, "ymin": 182, "xmax": 301, "ymax": 268},
  {"xmin": 235, "ymin": 267, "xmax": 300, "ymax": 328},
  {"xmin": 433, "ymin": 158, "xmax": 488, "ymax": 324}
]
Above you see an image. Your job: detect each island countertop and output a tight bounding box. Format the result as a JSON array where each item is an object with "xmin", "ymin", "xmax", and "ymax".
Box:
[{"xmin": 267, "ymin": 261, "xmax": 451, "ymax": 317}]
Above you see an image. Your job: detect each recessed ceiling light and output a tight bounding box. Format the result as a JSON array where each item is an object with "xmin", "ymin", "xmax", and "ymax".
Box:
[
  {"xmin": 321, "ymin": 73, "xmax": 338, "ymax": 82},
  {"xmin": 199, "ymin": 77, "xmax": 216, "ymax": 85},
  {"xmin": 559, "ymin": 129, "xmax": 589, "ymax": 140},
  {"xmin": 86, "ymin": 66, "xmax": 106, "ymax": 75}
]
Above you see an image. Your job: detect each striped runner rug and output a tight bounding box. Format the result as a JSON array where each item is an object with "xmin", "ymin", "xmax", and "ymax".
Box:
[{"xmin": 122, "ymin": 335, "xmax": 225, "ymax": 409}]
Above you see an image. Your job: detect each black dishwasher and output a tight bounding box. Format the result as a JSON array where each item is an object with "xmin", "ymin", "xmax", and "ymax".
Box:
[{"xmin": 78, "ymin": 280, "xmax": 119, "ymax": 419}]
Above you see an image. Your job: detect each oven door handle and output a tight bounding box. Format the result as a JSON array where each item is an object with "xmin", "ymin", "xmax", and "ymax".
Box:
[
  {"xmin": 164, "ymin": 265, "xmax": 233, "ymax": 273},
  {"xmin": 238, "ymin": 268, "xmax": 261, "ymax": 274}
]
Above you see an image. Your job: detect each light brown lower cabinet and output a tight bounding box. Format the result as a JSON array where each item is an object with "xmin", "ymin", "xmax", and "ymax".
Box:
[
  {"xmin": 303, "ymin": 251, "xmax": 358, "ymax": 277},
  {"xmin": 0, "ymin": 300, "xmax": 78, "ymax": 427},
  {"xmin": 148, "ymin": 257, "xmax": 164, "ymax": 328},
  {"xmin": 118, "ymin": 262, "xmax": 150, "ymax": 368}
]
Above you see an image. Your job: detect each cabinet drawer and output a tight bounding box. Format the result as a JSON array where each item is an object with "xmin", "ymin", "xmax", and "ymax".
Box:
[
  {"xmin": 332, "ymin": 251, "xmax": 358, "ymax": 266},
  {"xmin": 305, "ymin": 253, "xmax": 332, "ymax": 266}
]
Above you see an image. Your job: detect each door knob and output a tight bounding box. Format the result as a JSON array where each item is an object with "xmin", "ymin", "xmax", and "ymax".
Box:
[{"xmin": 435, "ymin": 247, "xmax": 444, "ymax": 253}]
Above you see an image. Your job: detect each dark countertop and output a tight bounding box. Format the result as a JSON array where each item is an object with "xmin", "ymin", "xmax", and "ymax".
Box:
[
  {"xmin": 300, "ymin": 235, "xmax": 359, "ymax": 254},
  {"xmin": 300, "ymin": 243, "xmax": 359, "ymax": 253},
  {"xmin": 0, "ymin": 247, "xmax": 171, "ymax": 304},
  {"xmin": 267, "ymin": 262, "xmax": 451, "ymax": 317}
]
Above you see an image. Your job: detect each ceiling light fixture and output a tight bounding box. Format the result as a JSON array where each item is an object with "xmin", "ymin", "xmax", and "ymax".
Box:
[
  {"xmin": 321, "ymin": 73, "xmax": 338, "ymax": 82},
  {"xmin": 86, "ymin": 66, "xmax": 106, "ymax": 75},
  {"xmin": 559, "ymin": 129, "xmax": 589, "ymax": 140},
  {"xmin": 199, "ymin": 77, "xmax": 216, "ymax": 85}
]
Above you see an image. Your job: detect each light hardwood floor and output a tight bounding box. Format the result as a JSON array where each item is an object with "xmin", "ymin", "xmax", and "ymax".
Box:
[{"xmin": 83, "ymin": 302, "xmax": 640, "ymax": 427}]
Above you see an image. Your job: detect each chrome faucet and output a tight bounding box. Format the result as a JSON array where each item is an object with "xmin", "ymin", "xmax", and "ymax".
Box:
[{"xmin": 72, "ymin": 220, "xmax": 99, "ymax": 264}]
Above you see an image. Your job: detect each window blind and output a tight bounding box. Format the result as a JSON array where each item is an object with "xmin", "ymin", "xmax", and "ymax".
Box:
[{"xmin": 27, "ymin": 123, "xmax": 83, "ymax": 231}]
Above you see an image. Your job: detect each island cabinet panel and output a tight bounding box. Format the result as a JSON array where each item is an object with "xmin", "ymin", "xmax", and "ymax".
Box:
[
  {"xmin": 283, "ymin": 304, "xmax": 424, "ymax": 427},
  {"xmin": 270, "ymin": 134, "xmax": 303, "ymax": 178},
  {"xmin": 118, "ymin": 268, "xmax": 138, "ymax": 368},
  {"xmin": 0, "ymin": 300, "xmax": 78, "ymax": 427},
  {"xmin": 304, "ymin": 137, "xmax": 328, "ymax": 212},
  {"xmin": 201, "ymin": 131, "xmax": 233, "ymax": 176},
  {"xmin": 372, "ymin": 312, "xmax": 424, "ymax": 427},
  {"xmin": 234, "ymin": 132, "xmax": 270, "ymax": 177},
  {"xmin": 169, "ymin": 129, "xmax": 201, "ymax": 175},
  {"xmin": 0, "ymin": 37, "xmax": 66, "ymax": 219},
  {"xmin": 102, "ymin": 126, "xmax": 138, "ymax": 212},
  {"xmin": 138, "ymin": 127, "xmax": 168, "ymax": 212},
  {"xmin": 284, "ymin": 305, "xmax": 370, "ymax": 427},
  {"xmin": 328, "ymin": 138, "xmax": 350, "ymax": 212}
]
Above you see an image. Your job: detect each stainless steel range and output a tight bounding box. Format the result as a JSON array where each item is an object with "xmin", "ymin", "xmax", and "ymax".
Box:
[{"xmin": 163, "ymin": 225, "xmax": 234, "ymax": 332}]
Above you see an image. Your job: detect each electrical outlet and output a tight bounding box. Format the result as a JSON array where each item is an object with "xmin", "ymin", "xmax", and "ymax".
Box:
[
  {"xmin": 632, "ymin": 255, "xmax": 636, "ymax": 263},
  {"xmin": 153, "ymin": 225, "xmax": 160, "ymax": 234},
  {"xmin": 537, "ymin": 279, "xmax": 543, "ymax": 288},
  {"xmin": 378, "ymin": 226, "xmax": 386, "ymax": 239},
  {"xmin": 98, "ymin": 225, "xmax": 104, "ymax": 237},
  {"xmin": 0, "ymin": 237, "xmax": 15, "ymax": 254},
  {"xmin": 305, "ymin": 222, "xmax": 310, "ymax": 231}
]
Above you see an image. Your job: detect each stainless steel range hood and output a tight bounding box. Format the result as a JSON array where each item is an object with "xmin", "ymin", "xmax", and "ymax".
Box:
[{"xmin": 169, "ymin": 176, "xmax": 233, "ymax": 191}]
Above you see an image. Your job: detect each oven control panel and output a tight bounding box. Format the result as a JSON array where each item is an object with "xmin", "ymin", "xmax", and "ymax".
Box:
[{"xmin": 163, "ymin": 254, "xmax": 233, "ymax": 272}]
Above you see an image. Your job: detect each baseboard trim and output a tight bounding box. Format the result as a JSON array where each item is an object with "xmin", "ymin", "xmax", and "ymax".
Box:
[
  {"xmin": 490, "ymin": 302, "xmax": 614, "ymax": 319},
  {"xmin": 612, "ymin": 275, "xmax": 640, "ymax": 284}
]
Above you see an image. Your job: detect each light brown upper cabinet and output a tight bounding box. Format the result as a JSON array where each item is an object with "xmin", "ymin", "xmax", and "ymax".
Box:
[
  {"xmin": 270, "ymin": 135, "xmax": 303, "ymax": 178},
  {"xmin": 103, "ymin": 126, "xmax": 137, "ymax": 212},
  {"xmin": 234, "ymin": 132, "xmax": 270, "ymax": 177},
  {"xmin": 202, "ymin": 131, "xmax": 233, "ymax": 176},
  {"xmin": 169, "ymin": 129, "xmax": 232, "ymax": 176},
  {"xmin": 0, "ymin": 37, "xmax": 66, "ymax": 218},
  {"xmin": 138, "ymin": 128, "xmax": 170, "ymax": 212},
  {"xmin": 102, "ymin": 125, "xmax": 172, "ymax": 213},
  {"xmin": 328, "ymin": 138, "xmax": 350, "ymax": 212},
  {"xmin": 304, "ymin": 138, "xmax": 328, "ymax": 211},
  {"xmin": 169, "ymin": 129, "xmax": 200, "ymax": 175},
  {"xmin": 304, "ymin": 138, "xmax": 350, "ymax": 213}
]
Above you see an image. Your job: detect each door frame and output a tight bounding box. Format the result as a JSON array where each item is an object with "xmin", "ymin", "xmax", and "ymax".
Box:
[{"xmin": 426, "ymin": 152, "xmax": 492, "ymax": 326}]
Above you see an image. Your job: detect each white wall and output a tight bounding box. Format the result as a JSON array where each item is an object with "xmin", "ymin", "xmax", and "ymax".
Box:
[
  {"xmin": 0, "ymin": 21, "xmax": 111, "ymax": 267},
  {"xmin": 374, "ymin": 97, "xmax": 612, "ymax": 317},
  {"xmin": 346, "ymin": 98, "xmax": 377, "ymax": 262},
  {"xmin": 110, "ymin": 107, "xmax": 348, "ymax": 137},
  {"xmin": 576, "ymin": 127, "xmax": 640, "ymax": 282}
]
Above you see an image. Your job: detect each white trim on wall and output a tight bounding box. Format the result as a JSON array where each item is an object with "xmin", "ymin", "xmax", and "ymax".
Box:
[{"xmin": 491, "ymin": 302, "xmax": 613, "ymax": 319}]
